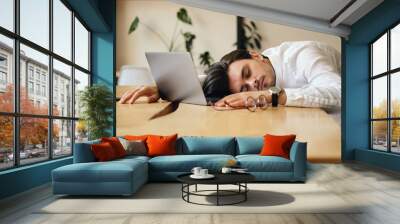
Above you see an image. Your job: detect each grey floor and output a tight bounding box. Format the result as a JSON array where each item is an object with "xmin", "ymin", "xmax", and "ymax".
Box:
[{"xmin": 1, "ymin": 162, "xmax": 400, "ymax": 224}]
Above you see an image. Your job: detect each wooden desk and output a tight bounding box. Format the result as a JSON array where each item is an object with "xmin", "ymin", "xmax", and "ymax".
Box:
[{"xmin": 117, "ymin": 86, "xmax": 341, "ymax": 163}]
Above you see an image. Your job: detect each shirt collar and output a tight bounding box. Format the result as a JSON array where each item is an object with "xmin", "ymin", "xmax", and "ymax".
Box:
[{"xmin": 262, "ymin": 52, "xmax": 282, "ymax": 88}]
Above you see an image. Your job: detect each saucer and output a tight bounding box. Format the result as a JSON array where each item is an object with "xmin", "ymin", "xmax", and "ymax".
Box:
[{"xmin": 190, "ymin": 174, "xmax": 215, "ymax": 179}]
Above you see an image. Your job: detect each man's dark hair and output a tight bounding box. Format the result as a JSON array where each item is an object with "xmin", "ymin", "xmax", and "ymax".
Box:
[{"xmin": 202, "ymin": 49, "xmax": 252, "ymax": 102}]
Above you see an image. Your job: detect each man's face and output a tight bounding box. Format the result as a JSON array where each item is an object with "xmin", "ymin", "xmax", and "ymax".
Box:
[{"xmin": 227, "ymin": 56, "xmax": 275, "ymax": 93}]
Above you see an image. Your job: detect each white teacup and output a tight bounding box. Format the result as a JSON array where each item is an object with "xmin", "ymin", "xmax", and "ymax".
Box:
[
  {"xmin": 199, "ymin": 169, "xmax": 208, "ymax": 176},
  {"xmin": 191, "ymin": 167, "xmax": 202, "ymax": 176},
  {"xmin": 221, "ymin": 167, "xmax": 232, "ymax": 174}
]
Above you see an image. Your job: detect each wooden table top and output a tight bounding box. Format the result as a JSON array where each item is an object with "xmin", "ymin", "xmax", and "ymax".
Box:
[{"xmin": 116, "ymin": 86, "xmax": 341, "ymax": 163}]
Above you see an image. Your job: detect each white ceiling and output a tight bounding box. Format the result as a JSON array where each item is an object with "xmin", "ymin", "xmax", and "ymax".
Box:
[
  {"xmin": 228, "ymin": 0, "xmax": 352, "ymax": 22},
  {"xmin": 169, "ymin": 0, "xmax": 384, "ymax": 37}
]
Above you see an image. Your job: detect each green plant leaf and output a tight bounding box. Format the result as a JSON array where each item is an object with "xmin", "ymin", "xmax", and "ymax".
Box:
[
  {"xmin": 128, "ymin": 17, "xmax": 139, "ymax": 34},
  {"xmin": 256, "ymin": 33, "xmax": 262, "ymax": 41},
  {"xmin": 254, "ymin": 38, "xmax": 261, "ymax": 49},
  {"xmin": 244, "ymin": 23, "xmax": 252, "ymax": 31},
  {"xmin": 250, "ymin": 21, "xmax": 257, "ymax": 30},
  {"xmin": 182, "ymin": 32, "xmax": 196, "ymax": 52},
  {"xmin": 199, "ymin": 51, "xmax": 214, "ymax": 68},
  {"xmin": 248, "ymin": 42, "xmax": 254, "ymax": 49},
  {"xmin": 79, "ymin": 84, "xmax": 113, "ymax": 140},
  {"xmin": 177, "ymin": 8, "xmax": 192, "ymax": 25}
]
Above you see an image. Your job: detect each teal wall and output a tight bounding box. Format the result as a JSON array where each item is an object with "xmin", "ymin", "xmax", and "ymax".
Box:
[
  {"xmin": 91, "ymin": 0, "xmax": 116, "ymax": 136},
  {"xmin": 343, "ymin": 0, "xmax": 400, "ymax": 171},
  {"xmin": 0, "ymin": 0, "xmax": 116, "ymax": 200}
]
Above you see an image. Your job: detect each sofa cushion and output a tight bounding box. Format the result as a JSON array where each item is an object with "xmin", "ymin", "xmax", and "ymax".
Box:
[
  {"xmin": 260, "ymin": 134, "xmax": 296, "ymax": 159},
  {"xmin": 53, "ymin": 158, "xmax": 147, "ymax": 183},
  {"xmin": 147, "ymin": 134, "xmax": 178, "ymax": 157},
  {"xmin": 149, "ymin": 154, "xmax": 235, "ymax": 172},
  {"xmin": 91, "ymin": 142, "xmax": 118, "ymax": 162},
  {"xmin": 177, "ymin": 137, "xmax": 236, "ymax": 155},
  {"xmin": 235, "ymin": 137, "xmax": 263, "ymax": 155},
  {"xmin": 236, "ymin": 155, "xmax": 293, "ymax": 172},
  {"xmin": 101, "ymin": 137, "xmax": 127, "ymax": 158}
]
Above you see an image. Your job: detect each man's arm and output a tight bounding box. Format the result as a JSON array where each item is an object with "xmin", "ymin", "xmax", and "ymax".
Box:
[{"xmin": 284, "ymin": 45, "xmax": 341, "ymax": 109}]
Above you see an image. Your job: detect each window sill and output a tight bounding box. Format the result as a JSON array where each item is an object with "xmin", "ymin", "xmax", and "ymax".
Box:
[{"xmin": 0, "ymin": 156, "xmax": 72, "ymax": 176}]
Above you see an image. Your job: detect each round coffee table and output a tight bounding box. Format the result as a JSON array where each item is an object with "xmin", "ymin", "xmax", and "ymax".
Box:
[{"xmin": 177, "ymin": 173, "xmax": 255, "ymax": 206}]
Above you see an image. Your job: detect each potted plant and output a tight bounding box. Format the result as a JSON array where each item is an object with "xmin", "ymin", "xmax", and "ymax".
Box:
[
  {"xmin": 79, "ymin": 84, "xmax": 113, "ymax": 140},
  {"xmin": 129, "ymin": 8, "xmax": 214, "ymax": 69}
]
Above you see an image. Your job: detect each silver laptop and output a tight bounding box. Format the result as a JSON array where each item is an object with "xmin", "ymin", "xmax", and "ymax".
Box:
[{"xmin": 145, "ymin": 52, "xmax": 208, "ymax": 106}]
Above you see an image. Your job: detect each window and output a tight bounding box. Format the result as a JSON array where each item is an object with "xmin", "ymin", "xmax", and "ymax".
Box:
[
  {"xmin": 0, "ymin": 54, "xmax": 7, "ymax": 67},
  {"xmin": 35, "ymin": 83, "xmax": 40, "ymax": 95},
  {"xmin": 28, "ymin": 67, "xmax": 34, "ymax": 80},
  {"xmin": 0, "ymin": 71, "xmax": 6, "ymax": 85},
  {"xmin": 371, "ymin": 23, "xmax": 400, "ymax": 154},
  {"xmin": 20, "ymin": 0, "xmax": 49, "ymax": 49},
  {"xmin": 0, "ymin": 0, "xmax": 91, "ymax": 170},
  {"xmin": 28, "ymin": 81, "xmax": 34, "ymax": 94},
  {"xmin": 0, "ymin": 35, "xmax": 13, "ymax": 113},
  {"xmin": 42, "ymin": 85, "xmax": 46, "ymax": 97},
  {"xmin": 74, "ymin": 18, "xmax": 89, "ymax": 70},
  {"xmin": 0, "ymin": 0, "xmax": 14, "ymax": 32}
]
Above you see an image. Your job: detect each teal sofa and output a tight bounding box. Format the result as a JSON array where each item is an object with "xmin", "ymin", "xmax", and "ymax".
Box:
[{"xmin": 52, "ymin": 136, "xmax": 307, "ymax": 196}]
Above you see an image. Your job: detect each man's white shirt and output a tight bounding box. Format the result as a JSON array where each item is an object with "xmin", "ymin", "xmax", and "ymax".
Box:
[{"xmin": 263, "ymin": 41, "xmax": 341, "ymax": 109}]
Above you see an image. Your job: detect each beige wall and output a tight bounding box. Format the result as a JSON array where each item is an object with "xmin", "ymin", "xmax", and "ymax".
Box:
[
  {"xmin": 116, "ymin": 0, "xmax": 341, "ymax": 71},
  {"xmin": 117, "ymin": 0, "xmax": 236, "ymax": 70}
]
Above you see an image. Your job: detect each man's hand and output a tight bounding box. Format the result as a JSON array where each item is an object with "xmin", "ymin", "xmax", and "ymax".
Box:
[
  {"xmin": 119, "ymin": 86, "xmax": 160, "ymax": 104},
  {"xmin": 214, "ymin": 91, "xmax": 261, "ymax": 109},
  {"xmin": 213, "ymin": 89, "xmax": 287, "ymax": 110}
]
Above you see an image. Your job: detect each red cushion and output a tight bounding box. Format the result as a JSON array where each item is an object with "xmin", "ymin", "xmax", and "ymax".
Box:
[
  {"xmin": 101, "ymin": 137, "xmax": 126, "ymax": 158},
  {"xmin": 260, "ymin": 134, "xmax": 296, "ymax": 159},
  {"xmin": 124, "ymin": 135, "xmax": 149, "ymax": 141},
  {"xmin": 91, "ymin": 142, "xmax": 117, "ymax": 161},
  {"xmin": 146, "ymin": 134, "xmax": 178, "ymax": 157}
]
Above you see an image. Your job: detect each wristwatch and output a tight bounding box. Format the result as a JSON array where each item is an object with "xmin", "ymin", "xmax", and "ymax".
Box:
[{"xmin": 269, "ymin": 86, "xmax": 281, "ymax": 107}]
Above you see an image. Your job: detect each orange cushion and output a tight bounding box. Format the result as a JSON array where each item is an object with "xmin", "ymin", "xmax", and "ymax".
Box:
[
  {"xmin": 91, "ymin": 142, "xmax": 117, "ymax": 161},
  {"xmin": 101, "ymin": 137, "xmax": 126, "ymax": 158},
  {"xmin": 124, "ymin": 135, "xmax": 149, "ymax": 141},
  {"xmin": 260, "ymin": 134, "xmax": 296, "ymax": 159},
  {"xmin": 146, "ymin": 134, "xmax": 178, "ymax": 157}
]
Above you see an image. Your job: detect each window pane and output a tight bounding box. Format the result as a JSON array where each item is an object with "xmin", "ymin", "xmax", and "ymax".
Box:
[
  {"xmin": 20, "ymin": 44, "xmax": 49, "ymax": 115},
  {"xmin": 20, "ymin": 0, "xmax": 49, "ymax": 49},
  {"xmin": 0, "ymin": 0, "xmax": 14, "ymax": 31},
  {"xmin": 391, "ymin": 72, "xmax": 400, "ymax": 118},
  {"xmin": 372, "ymin": 121, "xmax": 388, "ymax": 151},
  {"xmin": 391, "ymin": 120, "xmax": 400, "ymax": 153},
  {"xmin": 53, "ymin": 0, "xmax": 72, "ymax": 60},
  {"xmin": 75, "ymin": 120, "xmax": 88, "ymax": 143},
  {"xmin": 53, "ymin": 119, "xmax": 72, "ymax": 158},
  {"xmin": 0, "ymin": 116, "xmax": 13, "ymax": 170},
  {"xmin": 391, "ymin": 24, "xmax": 400, "ymax": 70},
  {"xmin": 20, "ymin": 117, "xmax": 49, "ymax": 165},
  {"xmin": 75, "ymin": 18, "xmax": 89, "ymax": 70},
  {"xmin": 53, "ymin": 59, "xmax": 72, "ymax": 117},
  {"xmin": 0, "ymin": 35, "xmax": 14, "ymax": 112},
  {"xmin": 74, "ymin": 69, "xmax": 89, "ymax": 118},
  {"xmin": 372, "ymin": 76, "xmax": 387, "ymax": 119},
  {"xmin": 372, "ymin": 33, "xmax": 387, "ymax": 76}
]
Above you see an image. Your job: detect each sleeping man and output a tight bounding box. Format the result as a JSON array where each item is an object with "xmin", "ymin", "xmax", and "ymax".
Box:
[{"xmin": 120, "ymin": 41, "xmax": 341, "ymax": 111}]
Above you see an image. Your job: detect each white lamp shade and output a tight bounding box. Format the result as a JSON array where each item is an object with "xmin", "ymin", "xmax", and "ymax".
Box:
[{"xmin": 118, "ymin": 65, "xmax": 154, "ymax": 86}]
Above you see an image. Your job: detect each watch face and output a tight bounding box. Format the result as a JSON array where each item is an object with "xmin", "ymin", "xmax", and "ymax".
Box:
[{"xmin": 269, "ymin": 86, "xmax": 281, "ymax": 94}]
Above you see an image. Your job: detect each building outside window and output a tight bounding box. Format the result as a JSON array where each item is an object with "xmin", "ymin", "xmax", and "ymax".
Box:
[
  {"xmin": 0, "ymin": 0, "xmax": 91, "ymax": 170},
  {"xmin": 28, "ymin": 81, "xmax": 34, "ymax": 94},
  {"xmin": 371, "ymin": 23, "xmax": 400, "ymax": 154}
]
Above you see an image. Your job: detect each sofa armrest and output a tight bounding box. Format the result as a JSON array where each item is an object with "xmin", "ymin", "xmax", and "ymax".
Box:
[
  {"xmin": 73, "ymin": 140, "xmax": 100, "ymax": 163},
  {"xmin": 289, "ymin": 141, "xmax": 307, "ymax": 181}
]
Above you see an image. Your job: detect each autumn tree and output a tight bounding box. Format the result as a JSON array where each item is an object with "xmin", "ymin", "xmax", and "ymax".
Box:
[{"xmin": 0, "ymin": 84, "xmax": 59, "ymax": 152}]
